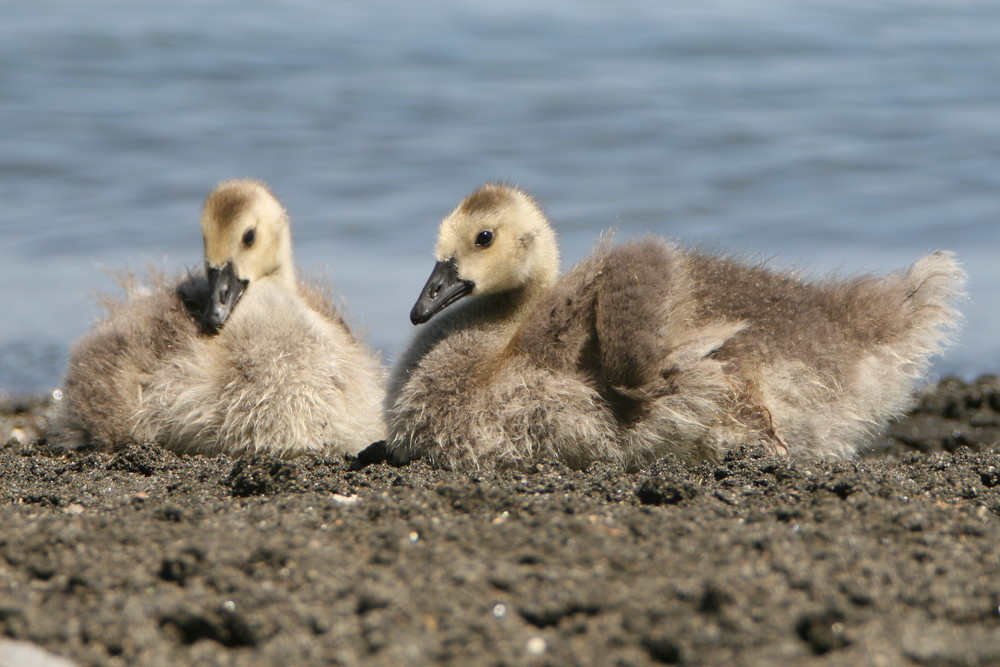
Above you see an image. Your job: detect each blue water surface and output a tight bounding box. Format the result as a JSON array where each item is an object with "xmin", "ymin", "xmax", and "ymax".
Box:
[{"xmin": 1, "ymin": 0, "xmax": 998, "ymax": 394}]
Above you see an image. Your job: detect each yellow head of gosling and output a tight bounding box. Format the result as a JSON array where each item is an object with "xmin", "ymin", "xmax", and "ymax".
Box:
[
  {"xmin": 200, "ymin": 179, "xmax": 295, "ymax": 333},
  {"xmin": 410, "ymin": 184, "xmax": 560, "ymax": 324}
]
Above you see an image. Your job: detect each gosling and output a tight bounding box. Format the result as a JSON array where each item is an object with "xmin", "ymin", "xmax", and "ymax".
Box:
[
  {"xmin": 58, "ymin": 179, "xmax": 385, "ymax": 456},
  {"xmin": 385, "ymin": 183, "xmax": 965, "ymax": 470}
]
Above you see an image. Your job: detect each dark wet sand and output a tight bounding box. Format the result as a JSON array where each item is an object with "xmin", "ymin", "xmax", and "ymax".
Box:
[{"xmin": 2, "ymin": 377, "xmax": 1000, "ymax": 666}]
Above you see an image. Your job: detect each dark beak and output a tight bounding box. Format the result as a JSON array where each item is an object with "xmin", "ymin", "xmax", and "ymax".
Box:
[
  {"xmin": 410, "ymin": 258, "xmax": 474, "ymax": 325},
  {"xmin": 202, "ymin": 261, "xmax": 248, "ymax": 334}
]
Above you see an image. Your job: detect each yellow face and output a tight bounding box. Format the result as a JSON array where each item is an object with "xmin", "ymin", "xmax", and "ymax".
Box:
[
  {"xmin": 201, "ymin": 180, "xmax": 288, "ymax": 283},
  {"xmin": 436, "ymin": 184, "xmax": 559, "ymax": 296},
  {"xmin": 199, "ymin": 179, "xmax": 291, "ymax": 333},
  {"xmin": 410, "ymin": 184, "xmax": 560, "ymax": 324}
]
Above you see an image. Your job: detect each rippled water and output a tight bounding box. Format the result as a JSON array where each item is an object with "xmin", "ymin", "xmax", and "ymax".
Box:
[{"xmin": 2, "ymin": 0, "xmax": 998, "ymax": 394}]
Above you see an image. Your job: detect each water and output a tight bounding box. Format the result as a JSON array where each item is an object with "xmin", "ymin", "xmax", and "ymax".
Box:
[{"xmin": 2, "ymin": 0, "xmax": 998, "ymax": 395}]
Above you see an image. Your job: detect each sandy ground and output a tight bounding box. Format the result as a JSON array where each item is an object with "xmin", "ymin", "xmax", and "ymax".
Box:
[{"xmin": 1, "ymin": 376, "xmax": 1000, "ymax": 666}]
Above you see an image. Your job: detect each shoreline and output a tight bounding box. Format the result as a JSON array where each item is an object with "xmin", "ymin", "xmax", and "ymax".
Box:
[
  {"xmin": 1, "ymin": 376, "xmax": 999, "ymax": 665},
  {"xmin": 5, "ymin": 375, "xmax": 999, "ymax": 459}
]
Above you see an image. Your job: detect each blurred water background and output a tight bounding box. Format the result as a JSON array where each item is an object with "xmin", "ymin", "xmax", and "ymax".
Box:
[{"xmin": 1, "ymin": 0, "xmax": 998, "ymax": 396}]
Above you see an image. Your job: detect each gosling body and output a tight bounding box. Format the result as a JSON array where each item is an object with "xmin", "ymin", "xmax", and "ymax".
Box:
[
  {"xmin": 59, "ymin": 180, "xmax": 385, "ymax": 456},
  {"xmin": 386, "ymin": 183, "xmax": 965, "ymax": 470}
]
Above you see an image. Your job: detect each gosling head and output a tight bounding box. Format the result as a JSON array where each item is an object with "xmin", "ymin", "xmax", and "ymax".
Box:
[
  {"xmin": 410, "ymin": 183, "xmax": 560, "ymax": 325},
  {"xmin": 200, "ymin": 179, "xmax": 295, "ymax": 334}
]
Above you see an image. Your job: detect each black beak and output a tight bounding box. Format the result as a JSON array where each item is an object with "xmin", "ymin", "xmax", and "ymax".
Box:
[
  {"xmin": 202, "ymin": 261, "xmax": 248, "ymax": 334},
  {"xmin": 410, "ymin": 258, "xmax": 474, "ymax": 325}
]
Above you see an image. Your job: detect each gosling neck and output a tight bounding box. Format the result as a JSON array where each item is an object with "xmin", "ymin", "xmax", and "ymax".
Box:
[
  {"xmin": 476, "ymin": 273, "xmax": 556, "ymax": 335},
  {"xmin": 257, "ymin": 236, "xmax": 297, "ymax": 292}
]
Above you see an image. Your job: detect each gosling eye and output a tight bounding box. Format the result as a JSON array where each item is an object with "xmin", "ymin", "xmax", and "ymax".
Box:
[
  {"xmin": 242, "ymin": 228, "xmax": 256, "ymax": 247},
  {"xmin": 475, "ymin": 230, "xmax": 494, "ymax": 248}
]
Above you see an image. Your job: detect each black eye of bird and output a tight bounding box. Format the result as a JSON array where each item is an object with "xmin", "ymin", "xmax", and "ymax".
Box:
[
  {"xmin": 242, "ymin": 228, "xmax": 256, "ymax": 247},
  {"xmin": 475, "ymin": 230, "xmax": 494, "ymax": 247}
]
